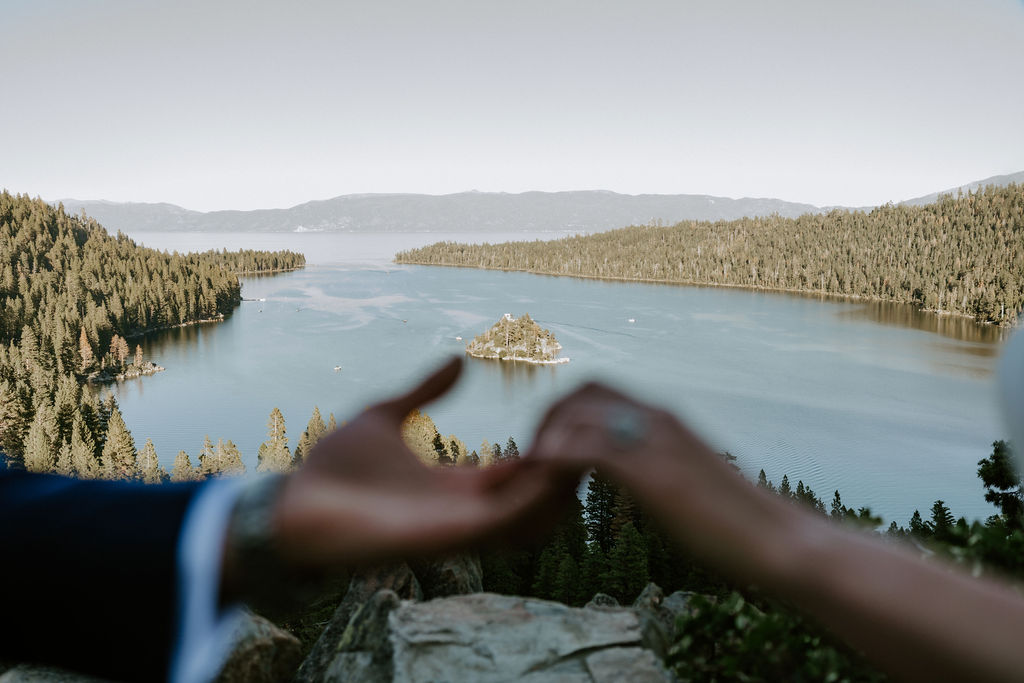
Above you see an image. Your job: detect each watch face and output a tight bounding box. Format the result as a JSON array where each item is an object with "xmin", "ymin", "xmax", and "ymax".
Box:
[{"xmin": 1000, "ymin": 330, "xmax": 1024, "ymax": 474}]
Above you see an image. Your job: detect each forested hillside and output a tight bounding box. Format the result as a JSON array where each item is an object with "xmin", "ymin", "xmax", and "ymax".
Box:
[
  {"xmin": 397, "ymin": 184, "xmax": 1024, "ymax": 325},
  {"xmin": 0, "ymin": 191, "xmax": 304, "ymax": 471}
]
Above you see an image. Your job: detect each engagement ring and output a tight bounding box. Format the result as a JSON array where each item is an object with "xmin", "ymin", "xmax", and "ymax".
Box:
[{"xmin": 606, "ymin": 404, "xmax": 649, "ymax": 449}]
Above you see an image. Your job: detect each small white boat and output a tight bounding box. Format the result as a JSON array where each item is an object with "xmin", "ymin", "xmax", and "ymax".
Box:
[
  {"xmin": 333, "ymin": 365, "xmax": 342, "ymax": 372},
  {"xmin": 627, "ymin": 318, "xmax": 636, "ymax": 323},
  {"xmin": 455, "ymin": 336, "xmax": 463, "ymax": 341}
]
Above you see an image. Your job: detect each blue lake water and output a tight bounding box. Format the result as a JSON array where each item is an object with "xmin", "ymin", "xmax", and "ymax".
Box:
[{"xmin": 109, "ymin": 231, "xmax": 1010, "ymax": 525}]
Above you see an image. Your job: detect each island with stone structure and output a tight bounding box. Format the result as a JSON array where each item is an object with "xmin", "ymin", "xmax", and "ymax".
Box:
[{"xmin": 465, "ymin": 313, "xmax": 568, "ymax": 364}]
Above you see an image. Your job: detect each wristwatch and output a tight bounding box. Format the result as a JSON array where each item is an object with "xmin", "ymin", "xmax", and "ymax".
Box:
[{"xmin": 227, "ymin": 473, "xmax": 323, "ymax": 614}]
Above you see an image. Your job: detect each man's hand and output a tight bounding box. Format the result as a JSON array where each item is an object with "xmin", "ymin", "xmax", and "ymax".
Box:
[{"xmin": 267, "ymin": 357, "xmax": 578, "ymax": 570}]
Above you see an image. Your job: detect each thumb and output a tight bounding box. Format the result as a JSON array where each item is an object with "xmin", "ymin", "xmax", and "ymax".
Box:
[{"xmin": 377, "ymin": 356, "xmax": 463, "ymax": 420}]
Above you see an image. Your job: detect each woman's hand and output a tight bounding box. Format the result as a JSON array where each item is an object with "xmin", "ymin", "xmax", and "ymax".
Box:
[{"xmin": 530, "ymin": 382, "xmax": 802, "ymax": 583}]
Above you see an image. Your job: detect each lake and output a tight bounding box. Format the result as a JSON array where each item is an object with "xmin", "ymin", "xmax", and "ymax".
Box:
[{"xmin": 109, "ymin": 230, "xmax": 1011, "ymax": 525}]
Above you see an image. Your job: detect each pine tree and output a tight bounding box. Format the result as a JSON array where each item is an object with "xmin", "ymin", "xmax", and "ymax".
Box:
[
  {"xmin": 257, "ymin": 407, "xmax": 291, "ymax": 472},
  {"xmin": 170, "ymin": 450, "xmax": 198, "ymax": 482},
  {"xmin": 54, "ymin": 439, "xmax": 74, "ymax": 476},
  {"xmin": 504, "ymin": 437, "xmax": 520, "ymax": 461},
  {"xmin": 108, "ymin": 334, "xmax": 129, "ymax": 368},
  {"xmin": 217, "ymin": 439, "xmax": 245, "ymax": 476},
  {"xmin": 294, "ymin": 406, "xmax": 327, "ymax": 464},
  {"xmin": 133, "ymin": 344, "xmax": 144, "ymax": 369},
  {"xmin": 603, "ymin": 522, "xmax": 649, "ymax": 604},
  {"xmin": 610, "ymin": 487, "xmax": 639, "ymax": 541},
  {"xmin": 585, "ymin": 470, "xmax": 619, "ymax": 553},
  {"xmin": 52, "ymin": 374, "xmax": 80, "ymax": 444},
  {"xmin": 101, "ymin": 406, "xmax": 138, "ymax": 480},
  {"xmin": 78, "ymin": 391, "xmax": 103, "ymax": 460},
  {"xmin": 432, "ymin": 430, "xmax": 452, "ymax": 465},
  {"xmin": 552, "ymin": 552, "xmax": 581, "ymax": 606},
  {"xmin": 929, "ymin": 500, "xmax": 956, "ymax": 542},
  {"xmin": 78, "ymin": 327, "xmax": 95, "ymax": 374},
  {"xmin": 198, "ymin": 435, "xmax": 218, "ymax": 477},
  {"xmin": 327, "ymin": 412, "xmax": 337, "ymax": 432},
  {"xmin": 138, "ymin": 438, "xmax": 166, "ymax": 484},
  {"xmin": 0, "ymin": 379, "xmax": 31, "ymax": 460},
  {"xmin": 532, "ymin": 541, "xmax": 563, "ymax": 600},
  {"xmin": 977, "ymin": 440, "xmax": 1023, "ymax": 529},
  {"xmin": 70, "ymin": 415, "xmax": 100, "ymax": 479},
  {"xmin": 830, "ymin": 490, "xmax": 847, "ymax": 520},
  {"xmin": 778, "ymin": 474, "xmax": 792, "ymax": 498},
  {"xmin": 908, "ymin": 510, "xmax": 929, "ymax": 538},
  {"xmin": 23, "ymin": 402, "xmax": 58, "ymax": 473}
]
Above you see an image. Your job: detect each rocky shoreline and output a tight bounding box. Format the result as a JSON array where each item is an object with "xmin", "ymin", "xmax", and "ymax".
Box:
[{"xmin": 87, "ymin": 361, "xmax": 165, "ymax": 384}]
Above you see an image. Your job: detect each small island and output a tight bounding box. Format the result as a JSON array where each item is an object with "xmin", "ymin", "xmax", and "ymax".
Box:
[{"xmin": 465, "ymin": 313, "xmax": 568, "ymax": 364}]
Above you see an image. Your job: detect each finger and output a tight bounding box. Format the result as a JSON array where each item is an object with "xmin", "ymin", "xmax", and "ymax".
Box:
[
  {"xmin": 443, "ymin": 456, "xmax": 586, "ymax": 494},
  {"xmin": 529, "ymin": 418, "xmax": 620, "ymax": 469},
  {"xmin": 473, "ymin": 460, "xmax": 580, "ymax": 539},
  {"xmin": 532, "ymin": 381, "xmax": 641, "ymax": 436},
  {"xmin": 377, "ymin": 356, "xmax": 463, "ymax": 420}
]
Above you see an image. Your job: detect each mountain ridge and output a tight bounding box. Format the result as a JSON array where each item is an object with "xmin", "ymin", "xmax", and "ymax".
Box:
[{"xmin": 45, "ymin": 170, "xmax": 1023, "ymax": 234}]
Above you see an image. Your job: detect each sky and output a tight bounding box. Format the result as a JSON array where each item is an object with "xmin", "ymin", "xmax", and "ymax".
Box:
[{"xmin": 1, "ymin": 0, "xmax": 1022, "ymax": 211}]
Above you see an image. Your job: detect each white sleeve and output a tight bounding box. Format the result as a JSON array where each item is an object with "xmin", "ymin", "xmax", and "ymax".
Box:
[{"xmin": 169, "ymin": 477, "xmax": 249, "ymax": 683}]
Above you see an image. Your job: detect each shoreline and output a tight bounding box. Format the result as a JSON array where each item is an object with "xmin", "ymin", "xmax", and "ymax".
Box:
[
  {"xmin": 126, "ymin": 314, "xmax": 227, "ymax": 339},
  {"xmin": 396, "ymin": 259, "xmax": 1015, "ymax": 328},
  {"xmin": 235, "ymin": 266, "xmax": 305, "ymax": 275},
  {"xmin": 466, "ymin": 351, "xmax": 570, "ymax": 365}
]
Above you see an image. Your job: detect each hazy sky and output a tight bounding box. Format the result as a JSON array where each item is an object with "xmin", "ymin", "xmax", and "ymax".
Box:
[{"xmin": 2, "ymin": 0, "xmax": 1022, "ymax": 211}]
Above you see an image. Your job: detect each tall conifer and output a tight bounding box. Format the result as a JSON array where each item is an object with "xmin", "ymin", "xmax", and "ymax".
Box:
[
  {"xmin": 138, "ymin": 438, "xmax": 166, "ymax": 484},
  {"xmin": 170, "ymin": 450, "xmax": 198, "ymax": 482},
  {"xmin": 23, "ymin": 401, "xmax": 58, "ymax": 473},
  {"xmin": 257, "ymin": 407, "xmax": 291, "ymax": 472},
  {"xmin": 101, "ymin": 406, "xmax": 138, "ymax": 480}
]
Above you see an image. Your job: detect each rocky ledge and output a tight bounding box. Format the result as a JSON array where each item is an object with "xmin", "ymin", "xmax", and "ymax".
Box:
[{"xmin": 0, "ymin": 556, "xmax": 693, "ymax": 682}]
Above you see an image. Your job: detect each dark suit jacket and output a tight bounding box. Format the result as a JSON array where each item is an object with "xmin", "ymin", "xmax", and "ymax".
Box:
[{"xmin": 0, "ymin": 467, "xmax": 202, "ymax": 682}]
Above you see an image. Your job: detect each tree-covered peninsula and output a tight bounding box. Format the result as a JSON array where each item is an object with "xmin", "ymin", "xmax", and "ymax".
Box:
[
  {"xmin": 397, "ymin": 184, "xmax": 1024, "ymax": 325},
  {"xmin": 0, "ymin": 191, "xmax": 305, "ymax": 471},
  {"xmin": 465, "ymin": 313, "xmax": 567, "ymax": 363}
]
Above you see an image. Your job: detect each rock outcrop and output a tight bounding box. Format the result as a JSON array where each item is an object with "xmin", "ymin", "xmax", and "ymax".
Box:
[
  {"xmin": 387, "ymin": 593, "xmax": 675, "ymax": 682},
  {"xmin": 2, "ymin": 571, "xmax": 685, "ymax": 682},
  {"xmin": 296, "ymin": 564, "xmax": 423, "ymax": 683},
  {"xmin": 215, "ymin": 611, "xmax": 302, "ymax": 683},
  {"xmin": 0, "ymin": 666, "xmax": 111, "ymax": 683}
]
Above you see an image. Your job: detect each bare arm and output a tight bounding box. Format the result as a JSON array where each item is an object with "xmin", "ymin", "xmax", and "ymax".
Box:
[{"xmin": 534, "ymin": 383, "xmax": 1024, "ymax": 683}]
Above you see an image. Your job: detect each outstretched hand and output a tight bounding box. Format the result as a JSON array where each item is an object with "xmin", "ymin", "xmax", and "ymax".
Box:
[
  {"xmin": 530, "ymin": 382, "xmax": 800, "ymax": 582},
  {"xmin": 268, "ymin": 357, "xmax": 579, "ymax": 570}
]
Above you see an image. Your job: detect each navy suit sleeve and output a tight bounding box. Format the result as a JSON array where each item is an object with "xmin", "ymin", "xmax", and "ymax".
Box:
[{"xmin": 0, "ymin": 470, "xmax": 203, "ymax": 682}]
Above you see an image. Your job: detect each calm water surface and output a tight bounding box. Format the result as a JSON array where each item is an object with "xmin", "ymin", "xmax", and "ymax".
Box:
[{"xmin": 111, "ymin": 231, "xmax": 1010, "ymax": 525}]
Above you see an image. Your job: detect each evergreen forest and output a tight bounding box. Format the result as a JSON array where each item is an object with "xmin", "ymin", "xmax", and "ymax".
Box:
[
  {"xmin": 397, "ymin": 184, "xmax": 1024, "ymax": 325},
  {"xmin": 0, "ymin": 191, "xmax": 304, "ymax": 475}
]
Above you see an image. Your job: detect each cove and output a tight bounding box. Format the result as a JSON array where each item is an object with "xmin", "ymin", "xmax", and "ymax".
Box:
[{"xmin": 110, "ymin": 231, "xmax": 1008, "ymax": 525}]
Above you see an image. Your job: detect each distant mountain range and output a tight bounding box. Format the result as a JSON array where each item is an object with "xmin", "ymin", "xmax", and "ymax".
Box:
[
  {"xmin": 900, "ymin": 170, "xmax": 1024, "ymax": 206},
  {"xmin": 50, "ymin": 171, "xmax": 1022, "ymax": 234}
]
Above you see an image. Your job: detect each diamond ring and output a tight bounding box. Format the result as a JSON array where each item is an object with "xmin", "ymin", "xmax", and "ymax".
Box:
[{"xmin": 606, "ymin": 404, "xmax": 649, "ymax": 449}]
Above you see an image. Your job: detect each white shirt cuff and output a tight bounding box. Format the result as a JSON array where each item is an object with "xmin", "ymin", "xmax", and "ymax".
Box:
[{"xmin": 170, "ymin": 477, "xmax": 248, "ymax": 683}]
